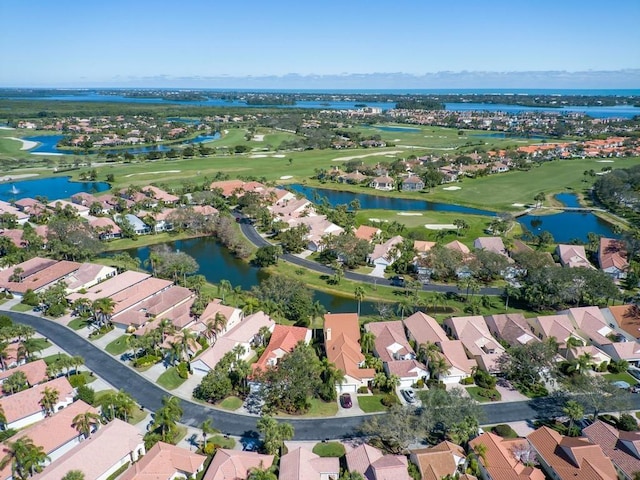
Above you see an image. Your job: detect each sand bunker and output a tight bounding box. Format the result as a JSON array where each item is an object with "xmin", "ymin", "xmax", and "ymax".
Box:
[
  {"xmin": 253, "ymin": 134, "xmax": 265, "ymax": 141},
  {"xmin": 332, "ymin": 150, "xmax": 404, "ymax": 162},
  {"xmin": 280, "ymin": 175, "xmax": 293, "ymax": 180},
  {"xmin": 125, "ymin": 170, "xmax": 181, "ymax": 177},
  {"xmin": 368, "ymin": 218, "xmax": 389, "ymax": 223},
  {"xmin": 512, "ymin": 203, "xmax": 525, "ymax": 207},
  {"xmin": 272, "ymin": 154, "xmax": 285, "ymax": 158},
  {"xmin": 442, "ymin": 186, "xmax": 461, "ymax": 191},
  {"xmin": 250, "ymin": 154, "xmax": 268, "ymax": 158},
  {"xmin": 397, "ymin": 212, "xmax": 423, "ymax": 216},
  {"xmin": 425, "ymin": 224, "xmax": 456, "ymax": 230},
  {"xmin": 596, "ymin": 160, "xmax": 614, "ymax": 163}
]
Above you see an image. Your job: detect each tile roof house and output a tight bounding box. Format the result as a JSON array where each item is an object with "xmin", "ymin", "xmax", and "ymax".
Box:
[
  {"xmin": 0, "ymin": 359, "xmax": 48, "ymax": 388},
  {"xmin": 191, "ymin": 311, "xmax": 275, "ymax": 375},
  {"xmin": 67, "ymin": 270, "xmax": 151, "ymax": 304},
  {"xmin": 385, "ymin": 359, "xmax": 429, "ymax": 388},
  {"xmin": 324, "ymin": 313, "xmax": 376, "ymax": 393},
  {"xmin": 88, "ymin": 216, "xmax": 122, "ymax": 240},
  {"xmin": 120, "ymin": 441, "xmax": 206, "ymax": 480},
  {"xmin": 31, "ymin": 418, "xmax": 145, "ymax": 480},
  {"xmin": 485, "ymin": 313, "xmax": 539, "ymax": 347},
  {"xmin": 469, "ymin": 432, "xmax": 545, "ymax": 480},
  {"xmin": 566, "ymin": 345, "xmax": 611, "ymax": 367},
  {"xmin": 607, "ymin": 305, "xmax": 640, "ymax": 340},
  {"xmin": 474, "ymin": 237, "xmax": 508, "ymax": 257},
  {"xmin": 566, "ymin": 306, "xmax": 615, "ymax": 348},
  {"xmin": 0, "ymin": 377, "xmax": 75, "ymax": 430},
  {"xmin": 142, "ymin": 185, "xmax": 180, "ymax": 205},
  {"xmin": 401, "ymin": 175, "xmax": 425, "ymax": 191},
  {"xmin": 598, "ymin": 237, "xmax": 628, "ymax": 281},
  {"xmin": 600, "ymin": 341, "xmax": 640, "ymax": 366},
  {"xmin": 526, "ymin": 314, "xmax": 585, "ymax": 349},
  {"xmin": 64, "ymin": 262, "xmax": 117, "ymax": 293},
  {"xmin": 202, "ymin": 448, "xmax": 274, "ymax": 480},
  {"xmin": 279, "ymin": 446, "xmax": 339, "ymax": 480},
  {"xmin": 445, "ymin": 240, "xmax": 471, "ymax": 256},
  {"xmin": 269, "ymin": 197, "xmax": 313, "ymax": 219},
  {"xmin": 413, "ymin": 240, "xmax": 436, "ymax": 256},
  {"xmin": 582, "ymin": 420, "xmax": 640, "ymax": 479},
  {"xmin": 346, "ymin": 443, "xmax": 411, "ymax": 480},
  {"xmin": 368, "ymin": 235, "xmax": 404, "ymax": 267},
  {"xmin": 366, "ymin": 321, "xmax": 416, "ymax": 363},
  {"xmin": 252, "ymin": 324, "xmax": 311, "ymax": 374},
  {"xmin": 556, "ymin": 244, "xmax": 594, "ymax": 269},
  {"xmin": 196, "ymin": 299, "xmax": 244, "ymax": 338},
  {"xmin": 443, "ymin": 316, "xmax": 506, "ymax": 373},
  {"xmin": 286, "ymin": 215, "xmax": 344, "ymax": 252},
  {"xmin": 0, "ymin": 400, "xmax": 100, "ymax": 480},
  {"xmin": 410, "ymin": 441, "xmax": 466, "ymax": 480},
  {"xmin": 403, "ymin": 312, "xmax": 448, "ymax": 345},
  {"xmin": 527, "ymin": 426, "xmax": 618, "ymax": 480},
  {"xmin": 209, "ymin": 180, "xmax": 249, "ymax": 198},
  {"xmin": 369, "ymin": 175, "xmax": 395, "ymax": 191},
  {"xmin": 0, "ymin": 258, "xmax": 81, "ymax": 296},
  {"xmin": 354, "ymin": 225, "xmax": 382, "ymax": 243}
]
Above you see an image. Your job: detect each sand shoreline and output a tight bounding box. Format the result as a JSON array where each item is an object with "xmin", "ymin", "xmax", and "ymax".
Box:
[
  {"xmin": 0, "ymin": 173, "xmax": 39, "ymax": 182},
  {"xmin": 6, "ymin": 137, "xmax": 38, "ymax": 150}
]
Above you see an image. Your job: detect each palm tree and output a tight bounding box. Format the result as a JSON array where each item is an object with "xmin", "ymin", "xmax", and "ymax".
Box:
[
  {"xmin": 568, "ymin": 352, "xmax": 595, "ymax": 376},
  {"xmin": 247, "ymin": 467, "xmax": 277, "ymax": 480},
  {"xmin": 431, "ymin": 292, "xmax": 446, "ymax": 314},
  {"xmin": 354, "ymin": 286, "xmax": 366, "ymax": 317},
  {"xmin": 397, "ymin": 298, "xmax": 413, "ymax": 321},
  {"xmin": 62, "ymin": 471, "xmax": 85, "ymax": 480},
  {"xmin": 562, "ymin": 400, "xmax": 584, "ymax": 436},
  {"xmin": 0, "ymin": 436, "xmax": 50, "ymax": 480},
  {"xmin": 157, "ymin": 318, "xmax": 175, "ymax": 342},
  {"xmin": 319, "ymin": 358, "xmax": 344, "ymax": 401},
  {"xmin": 359, "ymin": 331, "xmax": 375, "ymax": 356},
  {"xmin": 256, "ymin": 415, "xmax": 294, "ymax": 456},
  {"xmin": 72, "ymin": 411, "xmax": 102, "ymax": 439},
  {"xmin": 200, "ymin": 418, "xmax": 215, "ymax": 449},
  {"xmin": 70, "ymin": 355, "xmax": 84, "ymax": 377},
  {"xmin": 92, "ymin": 297, "xmax": 115, "ymax": 328},
  {"xmin": 428, "ymin": 355, "xmax": 451, "ymax": 380},
  {"xmin": 153, "ymin": 396, "xmax": 183, "ymax": 442},
  {"xmin": 218, "ymin": 280, "xmax": 232, "ymax": 304},
  {"xmin": 473, "ymin": 442, "xmax": 488, "ymax": 467},
  {"xmin": 0, "ymin": 403, "xmax": 6, "ymax": 426},
  {"xmin": 39, "ymin": 387, "xmax": 59, "ymax": 417},
  {"xmin": 417, "ymin": 341, "xmax": 440, "ymax": 365}
]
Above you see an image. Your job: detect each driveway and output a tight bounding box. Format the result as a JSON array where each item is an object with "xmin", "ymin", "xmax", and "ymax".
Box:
[{"xmin": 336, "ymin": 393, "xmax": 364, "ymax": 416}]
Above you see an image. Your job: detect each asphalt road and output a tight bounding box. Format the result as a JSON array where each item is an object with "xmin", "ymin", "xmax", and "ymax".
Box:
[{"xmin": 236, "ymin": 216, "xmax": 503, "ymax": 295}]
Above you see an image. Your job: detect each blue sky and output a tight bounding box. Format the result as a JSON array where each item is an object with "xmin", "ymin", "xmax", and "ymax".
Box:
[{"xmin": 1, "ymin": 0, "xmax": 639, "ymax": 88}]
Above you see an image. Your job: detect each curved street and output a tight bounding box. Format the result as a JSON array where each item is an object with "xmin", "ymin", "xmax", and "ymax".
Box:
[
  {"xmin": 236, "ymin": 215, "xmax": 503, "ymax": 295},
  {"xmin": 8, "ymin": 310, "xmax": 640, "ymax": 440}
]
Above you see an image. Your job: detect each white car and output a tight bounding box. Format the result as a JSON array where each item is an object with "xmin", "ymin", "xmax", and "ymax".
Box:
[{"xmin": 401, "ymin": 389, "xmax": 416, "ymax": 404}]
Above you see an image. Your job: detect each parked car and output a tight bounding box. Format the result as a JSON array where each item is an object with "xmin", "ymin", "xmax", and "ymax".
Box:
[
  {"xmin": 401, "ymin": 388, "xmax": 416, "ymax": 404},
  {"xmin": 629, "ymin": 367, "xmax": 640, "ymax": 382},
  {"xmin": 390, "ymin": 276, "xmax": 405, "ymax": 287},
  {"xmin": 340, "ymin": 393, "xmax": 352, "ymax": 408}
]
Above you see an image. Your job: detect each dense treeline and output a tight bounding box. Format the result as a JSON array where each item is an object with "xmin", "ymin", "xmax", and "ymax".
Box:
[{"xmin": 594, "ymin": 164, "xmax": 640, "ymax": 222}]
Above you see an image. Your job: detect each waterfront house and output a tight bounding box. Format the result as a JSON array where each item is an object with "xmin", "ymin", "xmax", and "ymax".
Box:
[
  {"xmin": 369, "ymin": 175, "xmax": 394, "ymax": 191},
  {"xmin": 556, "ymin": 244, "xmax": 594, "ymax": 269},
  {"xmin": 401, "ymin": 175, "xmax": 425, "ymax": 191},
  {"xmin": 0, "ymin": 200, "xmax": 30, "ymax": 225},
  {"xmin": 251, "ymin": 324, "xmax": 311, "ymax": 374},
  {"xmin": 474, "ymin": 237, "xmax": 508, "ymax": 257},
  {"xmin": 88, "ymin": 216, "xmax": 122, "ymax": 240}
]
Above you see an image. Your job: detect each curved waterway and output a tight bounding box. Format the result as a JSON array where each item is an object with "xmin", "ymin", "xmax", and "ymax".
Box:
[
  {"xmin": 122, "ymin": 237, "xmax": 380, "ymax": 316},
  {"xmin": 0, "ymin": 176, "xmax": 110, "ymax": 203}
]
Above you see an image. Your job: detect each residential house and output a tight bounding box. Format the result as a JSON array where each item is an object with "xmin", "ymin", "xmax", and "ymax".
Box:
[
  {"xmin": 469, "ymin": 432, "xmax": 545, "ymax": 480},
  {"xmin": 209, "ymin": 180, "xmax": 248, "ymax": 198},
  {"xmin": 346, "ymin": 443, "xmax": 412, "ymax": 480},
  {"xmin": 527, "ymin": 426, "xmax": 618, "ymax": 480},
  {"xmin": 252, "ymin": 324, "xmax": 311, "ymax": 374},
  {"xmin": 565, "ymin": 306, "xmax": 616, "ymax": 348},
  {"xmin": 402, "ymin": 175, "xmax": 425, "ymax": 191},
  {"xmin": 598, "ymin": 238, "xmax": 628, "ymax": 281},
  {"xmin": 474, "ymin": 237, "xmax": 508, "ymax": 257},
  {"xmin": 339, "ymin": 170, "xmax": 369, "ymax": 184},
  {"xmin": 410, "ymin": 441, "xmax": 467, "ymax": 480},
  {"xmin": 526, "ymin": 314, "xmax": 585, "ymax": 350},
  {"xmin": 286, "ymin": 215, "xmax": 344, "ymax": 252},
  {"xmin": 64, "ymin": 262, "xmax": 117, "ymax": 293},
  {"xmin": 0, "ymin": 359, "xmax": 48, "ymax": 387},
  {"xmin": 0, "ymin": 258, "xmax": 81, "ymax": 297},
  {"xmin": 385, "ymin": 360, "xmax": 429, "ymax": 389},
  {"xmin": 565, "ymin": 345, "xmax": 611, "ymax": 367},
  {"xmin": 202, "ymin": 449, "xmax": 274, "ymax": 480},
  {"xmin": 556, "ymin": 244, "xmax": 594, "ymax": 269},
  {"xmin": 324, "ymin": 313, "xmax": 376, "ymax": 393},
  {"xmin": 403, "ymin": 312, "xmax": 475, "ymax": 384},
  {"xmin": 191, "ymin": 311, "xmax": 275, "ymax": 375},
  {"xmin": 600, "ymin": 341, "xmax": 640, "ymax": 367},
  {"xmin": 194, "ymin": 299, "xmax": 244, "ymax": 339},
  {"xmin": 0, "ymin": 229, "xmax": 27, "ymax": 249},
  {"xmin": 71, "ymin": 192, "xmax": 99, "ymax": 208},
  {"xmin": 31, "ymin": 419, "xmax": 145, "ymax": 480},
  {"xmin": 443, "ymin": 316, "xmax": 506, "ymax": 373},
  {"xmin": 0, "ymin": 200, "xmax": 29, "ymax": 225},
  {"xmin": 115, "ymin": 213, "xmax": 151, "ymax": 235},
  {"xmin": 606, "ymin": 305, "xmax": 640, "ymax": 340},
  {"xmin": 353, "ymin": 225, "xmax": 382, "ymax": 243},
  {"xmin": 485, "ymin": 313, "xmax": 539, "ymax": 347},
  {"xmin": 67, "ymin": 270, "xmax": 151, "ymax": 305},
  {"xmin": 369, "ymin": 175, "xmax": 394, "ymax": 191},
  {"xmin": 13, "ymin": 198, "xmax": 46, "ymax": 218},
  {"xmin": 47, "ymin": 199, "xmax": 91, "ymax": 218},
  {"xmin": 368, "ymin": 235, "xmax": 404, "ymax": 268},
  {"xmin": 120, "ymin": 441, "xmax": 206, "ymax": 480},
  {"xmin": 0, "ymin": 400, "xmax": 100, "ymax": 480},
  {"xmin": 583, "ymin": 420, "xmax": 640, "ymax": 480},
  {"xmin": 279, "ymin": 446, "xmax": 340, "ymax": 480},
  {"xmin": 445, "ymin": 240, "xmax": 471, "ymax": 257},
  {"xmin": 88, "ymin": 216, "xmax": 122, "ymax": 240},
  {"xmin": 413, "ymin": 240, "xmax": 436, "ymax": 256},
  {"xmin": 269, "ymin": 197, "xmax": 313, "ymax": 219},
  {"xmin": 0, "ymin": 377, "xmax": 75, "ymax": 430},
  {"xmin": 142, "ymin": 185, "xmax": 180, "ymax": 205}
]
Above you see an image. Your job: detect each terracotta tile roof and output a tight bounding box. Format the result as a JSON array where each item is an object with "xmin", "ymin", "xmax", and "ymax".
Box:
[
  {"xmin": 583, "ymin": 420, "xmax": 640, "ymax": 479},
  {"xmin": 110, "ymin": 277, "xmax": 174, "ymax": 316},
  {"xmin": 598, "ymin": 238, "xmax": 628, "ymax": 271},
  {"xmin": 209, "ymin": 180, "xmax": 247, "ymax": 198},
  {"xmin": 413, "ymin": 240, "xmax": 436, "ymax": 254},
  {"xmin": 444, "ymin": 316, "xmax": 505, "ymax": 372},
  {"xmin": 120, "ymin": 441, "xmax": 206, "ymax": 480},
  {"xmin": 346, "ymin": 443, "xmax": 410, "ymax": 480},
  {"xmin": 445, "ymin": 240, "xmax": 471, "ymax": 255},
  {"xmin": 608, "ymin": 305, "xmax": 640, "ymax": 339},
  {"xmin": 201, "ymin": 300, "xmax": 239, "ymax": 325},
  {"xmin": 474, "ymin": 237, "xmax": 507, "ymax": 256},
  {"xmin": 528, "ymin": 314, "xmax": 577, "ymax": 347},
  {"xmin": 485, "ymin": 313, "xmax": 539, "ymax": 346},
  {"xmin": 439, "ymin": 340, "xmax": 477, "ymax": 375},
  {"xmin": 354, "ymin": 225, "xmax": 381, "ymax": 242},
  {"xmin": 366, "ymin": 320, "xmax": 415, "ymax": 363},
  {"xmin": 0, "ymin": 359, "xmax": 48, "ymax": 387},
  {"xmin": 527, "ymin": 426, "xmax": 618, "ymax": 480},
  {"xmin": 0, "ymin": 377, "xmax": 74, "ymax": 425},
  {"xmin": 0, "ymin": 229, "xmax": 25, "ymax": 248},
  {"xmin": 252, "ymin": 324, "xmax": 310, "ymax": 373},
  {"xmin": 203, "ymin": 448, "xmax": 274, "ymax": 480},
  {"xmin": 404, "ymin": 311, "xmax": 449, "ymax": 345},
  {"xmin": 370, "ymin": 235, "xmax": 404, "ymax": 263},
  {"xmin": 557, "ymin": 245, "xmax": 594, "ymax": 269},
  {"xmin": 31, "ymin": 419, "xmax": 144, "ymax": 480},
  {"xmin": 411, "ymin": 441, "xmax": 465, "ymax": 480},
  {"xmin": 385, "ymin": 359, "xmax": 428, "ymax": 379},
  {"xmin": 67, "ymin": 270, "xmax": 150, "ymax": 303},
  {"xmin": 65, "ymin": 263, "xmax": 116, "ymax": 291},
  {"xmin": 470, "ymin": 432, "xmax": 545, "ymax": 480},
  {"xmin": 142, "ymin": 185, "xmax": 180, "ymax": 203},
  {"xmin": 567, "ymin": 307, "xmax": 613, "ymax": 346},
  {"xmin": 279, "ymin": 446, "xmax": 339, "ymax": 480},
  {"xmin": 0, "ymin": 259, "xmax": 80, "ymax": 294},
  {"xmin": 324, "ymin": 314, "xmax": 375, "ymax": 382}
]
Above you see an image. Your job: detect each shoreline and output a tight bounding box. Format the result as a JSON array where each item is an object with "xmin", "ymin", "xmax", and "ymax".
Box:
[
  {"xmin": 6, "ymin": 136, "xmax": 38, "ymax": 150},
  {"xmin": 0, "ymin": 173, "xmax": 39, "ymax": 183}
]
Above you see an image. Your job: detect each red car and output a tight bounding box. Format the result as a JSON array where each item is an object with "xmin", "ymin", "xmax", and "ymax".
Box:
[{"xmin": 340, "ymin": 393, "xmax": 352, "ymax": 408}]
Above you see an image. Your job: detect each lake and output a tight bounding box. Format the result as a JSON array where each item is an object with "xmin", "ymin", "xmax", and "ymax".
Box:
[
  {"xmin": 286, "ymin": 184, "xmax": 619, "ymax": 243},
  {"xmin": 123, "ymin": 237, "xmax": 380, "ymax": 315},
  {"xmin": 24, "ymin": 133, "xmax": 220, "ymax": 155},
  {"xmin": 0, "ymin": 176, "xmax": 110, "ymax": 203},
  {"xmin": 443, "ymin": 102, "xmax": 640, "ymax": 119}
]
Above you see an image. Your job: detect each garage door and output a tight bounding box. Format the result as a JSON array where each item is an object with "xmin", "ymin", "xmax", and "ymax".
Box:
[{"xmin": 338, "ymin": 384, "xmax": 357, "ymax": 393}]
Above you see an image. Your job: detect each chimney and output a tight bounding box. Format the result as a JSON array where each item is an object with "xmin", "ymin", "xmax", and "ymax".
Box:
[{"xmin": 326, "ymin": 328, "xmax": 332, "ymax": 342}]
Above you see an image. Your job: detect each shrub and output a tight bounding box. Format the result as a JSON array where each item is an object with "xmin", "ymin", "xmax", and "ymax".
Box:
[
  {"xmin": 492, "ymin": 424, "xmax": 518, "ymax": 438},
  {"xmin": 476, "ymin": 388, "xmax": 501, "ymax": 401},
  {"xmin": 617, "ymin": 413, "xmax": 639, "ymax": 432},
  {"xmin": 203, "ymin": 442, "xmax": 216, "ymax": 455},
  {"xmin": 597, "ymin": 361, "xmax": 608, "ymax": 372},
  {"xmin": 69, "ymin": 374, "xmax": 87, "ymax": 388},
  {"xmin": 357, "ymin": 386, "xmax": 369, "ymax": 394},
  {"xmin": 22, "ymin": 290, "xmax": 39, "ymax": 306},
  {"xmin": 474, "ymin": 369, "xmax": 497, "ymax": 389},
  {"xmin": 414, "ymin": 378, "xmax": 425, "ymax": 389},
  {"xmin": 76, "ymin": 385, "xmax": 95, "ymax": 405},
  {"xmin": 177, "ymin": 362, "xmax": 190, "ymax": 379},
  {"xmin": 133, "ymin": 355, "xmax": 162, "ymax": 368},
  {"xmin": 459, "ymin": 377, "xmax": 474, "ymax": 385},
  {"xmin": 381, "ymin": 393, "xmax": 399, "ymax": 407},
  {"xmin": 0, "ymin": 315, "xmax": 13, "ymax": 329},
  {"xmin": 426, "ymin": 378, "xmax": 446, "ymax": 389}
]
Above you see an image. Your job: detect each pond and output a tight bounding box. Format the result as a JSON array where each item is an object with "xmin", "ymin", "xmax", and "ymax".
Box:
[
  {"xmin": 0, "ymin": 176, "xmax": 110, "ymax": 203},
  {"xmin": 122, "ymin": 237, "xmax": 381, "ymax": 315}
]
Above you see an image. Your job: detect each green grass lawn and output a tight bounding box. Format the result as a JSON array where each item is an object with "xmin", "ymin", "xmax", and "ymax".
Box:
[
  {"xmin": 357, "ymin": 394, "xmax": 389, "ymax": 413},
  {"xmin": 29, "ymin": 338, "xmax": 51, "ymax": 351},
  {"xmin": 217, "ymin": 396, "xmax": 243, "ymax": 411},
  {"xmin": 42, "ymin": 353, "xmax": 72, "ymax": 366},
  {"xmin": 207, "ymin": 434, "xmax": 236, "ymax": 449},
  {"xmin": 312, "ymin": 441, "xmax": 346, "ymax": 457},
  {"xmin": 10, "ymin": 303, "xmax": 33, "ymax": 312},
  {"xmin": 604, "ymin": 372, "xmax": 638, "ymax": 385},
  {"xmin": 128, "ymin": 406, "xmax": 149, "ymax": 425},
  {"xmin": 105, "ymin": 335, "xmax": 131, "ymax": 356},
  {"xmin": 156, "ymin": 366, "xmax": 187, "ymax": 390},
  {"xmin": 279, "ymin": 398, "xmax": 339, "ymax": 417},
  {"xmin": 466, "ymin": 386, "xmax": 502, "ymax": 402},
  {"xmin": 68, "ymin": 317, "xmax": 91, "ymax": 330}
]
